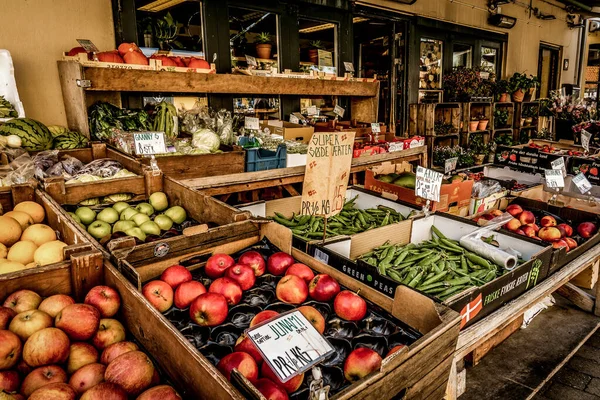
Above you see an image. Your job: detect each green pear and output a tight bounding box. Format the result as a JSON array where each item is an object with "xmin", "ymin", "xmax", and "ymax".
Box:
[
  {"xmin": 131, "ymin": 213, "xmax": 151, "ymax": 226},
  {"xmin": 125, "ymin": 227, "xmax": 146, "ymax": 242},
  {"xmin": 120, "ymin": 207, "xmax": 138, "ymax": 221},
  {"xmin": 68, "ymin": 212, "xmax": 81, "ymax": 224},
  {"xmin": 113, "ymin": 220, "xmax": 136, "ymax": 234},
  {"xmin": 164, "ymin": 206, "xmax": 187, "ymax": 224},
  {"xmin": 97, "ymin": 208, "xmax": 119, "ymax": 224},
  {"xmin": 75, "ymin": 207, "xmax": 96, "ymax": 225},
  {"xmin": 140, "ymin": 221, "xmax": 161, "ymax": 236},
  {"xmin": 149, "ymin": 192, "xmax": 169, "ymax": 212},
  {"xmin": 136, "ymin": 202, "xmax": 155, "ymax": 216},
  {"xmin": 112, "ymin": 201, "xmax": 130, "ymax": 214}
]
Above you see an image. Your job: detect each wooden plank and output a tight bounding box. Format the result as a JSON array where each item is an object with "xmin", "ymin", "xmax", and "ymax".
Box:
[
  {"xmin": 471, "ymin": 314, "xmax": 524, "ymax": 366},
  {"xmin": 57, "ymin": 61, "xmax": 90, "ymax": 137},
  {"xmin": 70, "ymin": 250, "xmax": 104, "ymax": 301},
  {"xmin": 571, "ymin": 258, "xmax": 599, "ymax": 289},
  {"xmin": 352, "ymin": 91, "xmax": 380, "ymax": 123},
  {"xmin": 557, "ymin": 282, "xmax": 595, "ymax": 313},
  {"xmin": 82, "ymin": 67, "xmax": 380, "ymax": 97},
  {"xmin": 0, "ymin": 263, "xmax": 72, "ymax": 301}
]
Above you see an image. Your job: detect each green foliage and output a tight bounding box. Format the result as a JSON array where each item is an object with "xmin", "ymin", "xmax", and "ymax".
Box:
[{"xmin": 255, "ymin": 32, "xmax": 272, "ymax": 44}]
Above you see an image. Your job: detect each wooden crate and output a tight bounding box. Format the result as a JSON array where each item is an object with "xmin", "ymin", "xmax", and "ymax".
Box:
[
  {"xmin": 0, "ymin": 254, "xmax": 204, "ymax": 399},
  {"xmin": 461, "ymin": 102, "xmax": 492, "ymax": 134},
  {"xmin": 0, "ymin": 182, "xmax": 36, "ymax": 213},
  {"xmin": 41, "ymin": 142, "xmax": 161, "ymax": 205},
  {"xmin": 408, "ymin": 103, "xmax": 461, "ymax": 136},
  {"xmin": 493, "ymin": 102, "xmax": 514, "ymax": 130},
  {"xmin": 113, "ymin": 221, "xmax": 461, "ymax": 400},
  {"xmin": 570, "ymin": 256, "xmax": 600, "ymax": 289}
]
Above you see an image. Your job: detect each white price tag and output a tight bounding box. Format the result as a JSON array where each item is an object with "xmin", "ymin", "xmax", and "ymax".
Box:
[
  {"xmin": 343, "ymin": 62, "xmax": 355, "ymax": 72},
  {"xmin": 133, "ymin": 132, "xmax": 167, "ymax": 155},
  {"xmin": 245, "ymin": 117, "xmax": 260, "ymax": 130},
  {"xmin": 573, "ymin": 172, "xmax": 593, "ymax": 194},
  {"xmin": 290, "ymin": 114, "xmax": 300, "ymax": 124},
  {"xmin": 313, "ymin": 248, "xmax": 329, "ymax": 264},
  {"xmin": 545, "ymin": 169, "xmax": 564, "ymax": 188},
  {"xmin": 551, "ymin": 157, "xmax": 567, "ymax": 177},
  {"xmin": 582, "ymin": 129, "xmax": 592, "ymax": 152},
  {"xmin": 247, "ymin": 310, "xmax": 334, "ymax": 383},
  {"xmin": 307, "ymin": 106, "xmax": 318, "ymax": 116},
  {"xmin": 371, "ymin": 123, "xmax": 381, "ymax": 133},
  {"xmin": 76, "ymin": 39, "xmax": 99, "ymax": 53},
  {"xmin": 333, "ymin": 105, "xmax": 345, "ymax": 118},
  {"xmin": 445, "ymin": 157, "xmax": 458, "ymax": 174},
  {"xmin": 245, "ymin": 55, "xmax": 258, "ymax": 66},
  {"xmin": 415, "ymin": 166, "xmax": 443, "ymax": 202}
]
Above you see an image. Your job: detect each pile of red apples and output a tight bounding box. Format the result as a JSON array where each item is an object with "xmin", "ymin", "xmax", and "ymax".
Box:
[
  {"xmin": 142, "ymin": 251, "xmax": 402, "ymax": 400},
  {"xmin": 0, "ymin": 286, "xmax": 180, "ymax": 400}
]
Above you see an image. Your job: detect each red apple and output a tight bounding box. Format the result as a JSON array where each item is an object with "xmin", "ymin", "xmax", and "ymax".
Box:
[
  {"xmin": 308, "ymin": 274, "xmax": 340, "ymax": 302},
  {"xmin": 0, "ymin": 370, "xmax": 20, "ymax": 392},
  {"xmin": 174, "ymin": 281, "xmax": 206, "ymax": 309},
  {"xmin": 505, "ymin": 204, "xmax": 523, "ymax": 217},
  {"xmin": 16, "ymin": 359, "xmax": 32, "ymax": 376},
  {"xmin": 23, "ymin": 327, "xmax": 70, "ymax": 367},
  {"xmin": 67, "ymin": 342, "xmax": 98, "ymax": 374},
  {"xmin": 137, "ymin": 385, "xmax": 182, "ymax": 400},
  {"xmin": 343, "ymin": 348, "xmax": 382, "ymax": 382},
  {"xmin": 3, "ymin": 290, "xmax": 41, "ymax": 313},
  {"xmin": 238, "ymin": 251, "xmax": 266, "ymax": 276},
  {"xmin": 557, "ymin": 223, "xmax": 574, "ymax": 238},
  {"xmin": 234, "ymin": 334, "xmax": 263, "ymax": 365},
  {"xmin": 80, "ymin": 382, "xmax": 128, "ymax": 400},
  {"xmin": 565, "ymin": 237, "xmax": 578, "ymax": 251},
  {"xmin": 385, "ymin": 345, "xmax": 406, "ymax": 357},
  {"xmin": 552, "ymin": 239, "xmax": 569, "ymax": 250},
  {"xmin": 522, "ymin": 225, "xmax": 537, "ymax": 238},
  {"xmin": 142, "ymin": 281, "xmax": 174, "ymax": 312},
  {"xmin": 38, "ymin": 295, "xmax": 75, "ymax": 318},
  {"xmin": 254, "ymin": 378, "xmax": 289, "ymax": 400},
  {"xmin": 160, "ymin": 265, "xmax": 192, "ymax": 289},
  {"xmin": 538, "ymin": 226, "xmax": 562, "ymax": 242},
  {"xmin": 250, "ymin": 310, "xmax": 279, "ymax": 327},
  {"xmin": 334, "ymin": 291, "xmax": 367, "ymax": 321},
  {"xmin": 0, "ymin": 307, "xmax": 15, "ymax": 330},
  {"xmin": 225, "ymin": 264, "xmax": 256, "ymax": 290},
  {"xmin": 92, "ymin": 319, "xmax": 126, "ymax": 350},
  {"xmin": 100, "ymin": 341, "xmax": 138, "ymax": 365},
  {"xmin": 578, "ymin": 222, "xmax": 598, "ymax": 239},
  {"xmin": 205, "ymin": 254, "xmax": 235, "ymax": 279},
  {"xmin": 519, "ymin": 211, "xmax": 535, "ymax": 226},
  {"xmin": 297, "ymin": 305, "xmax": 326, "ymax": 334},
  {"xmin": 276, "ymin": 275, "xmax": 308, "ymax": 304},
  {"xmin": 209, "ymin": 277, "xmax": 242, "ymax": 305},
  {"xmin": 0, "ymin": 330, "xmax": 21, "ymax": 370},
  {"xmin": 105, "ymin": 351, "xmax": 154, "ymax": 396},
  {"xmin": 69, "ymin": 363, "xmax": 106, "ymax": 395},
  {"xmin": 84, "ymin": 286, "xmax": 121, "ymax": 318},
  {"xmin": 267, "ymin": 252, "xmax": 295, "ymax": 276},
  {"xmin": 21, "ymin": 365, "xmax": 67, "ymax": 397},
  {"xmin": 503, "ymin": 218, "xmax": 522, "ymax": 232},
  {"xmin": 217, "ymin": 352, "xmax": 258, "ymax": 383},
  {"xmin": 540, "ymin": 215, "xmax": 557, "ymax": 227},
  {"xmin": 55, "ymin": 304, "xmax": 101, "ymax": 341},
  {"xmin": 260, "ymin": 362, "xmax": 304, "ymax": 393},
  {"xmin": 9, "ymin": 309, "xmax": 53, "ymax": 340},
  {"xmin": 28, "ymin": 382, "xmax": 76, "ymax": 400},
  {"xmin": 189, "ymin": 293, "xmax": 228, "ymax": 327},
  {"xmin": 285, "ymin": 263, "xmax": 315, "ymax": 283}
]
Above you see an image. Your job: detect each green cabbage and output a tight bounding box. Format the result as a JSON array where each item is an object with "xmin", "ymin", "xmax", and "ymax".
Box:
[
  {"xmin": 79, "ymin": 197, "xmax": 100, "ymax": 206},
  {"xmin": 192, "ymin": 129, "xmax": 220, "ymax": 152},
  {"xmin": 103, "ymin": 193, "xmax": 133, "ymax": 203}
]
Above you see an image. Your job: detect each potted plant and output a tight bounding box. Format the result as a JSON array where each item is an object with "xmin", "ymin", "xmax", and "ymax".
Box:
[
  {"xmin": 469, "ymin": 134, "xmax": 487, "ymax": 165},
  {"xmin": 495, "ymin": 79, "xmax": 510, "ymax": 102},
  {"xmin": 477, "ymin": 114, "xmax": 489, "ymax": 131},
  {"xmin": 308, "ymin": 40, "xmax": 325, "ymax": 65},
  {"xmin": 443, "ymin": 67, "xmax": 479, "ymax": 102},
  {"xmin": 494, "ymin": 108, "xmax": 509, "ymax": 129},
  {"xmin": 469, "ymin": 116, "xmax": 480, "ymax": 132},
  {"xmin": 255, "ymin": 32, "xmax": 272, "ymax": 59},
  {"xmin": 508, "ymin": 72, "xmax": 539, "ymax": 102},
  {"xmin": 486, "ymin": 142, "xmax": 496, "ymax": 163}
]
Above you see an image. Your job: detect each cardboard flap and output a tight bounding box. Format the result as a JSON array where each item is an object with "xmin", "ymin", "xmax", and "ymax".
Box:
[
  {"xmin": 381, "ymin": 191, "xmax": 399, "ymax": 201},
  {"xmin": 391, "ymin": 285, "xmax": 441, "ymax": 334}
]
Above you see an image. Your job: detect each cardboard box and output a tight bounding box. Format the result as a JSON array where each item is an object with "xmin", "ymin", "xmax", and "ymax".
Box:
[
  {"xmin": 260, "ymin": 120, "xmax": 314, "ymax": 143},
  {"xmin": 482, "ymin": 166, "xmax": 543, "ymax": 195},
  {"xmin": 286, "ymin": 153, "xmax": 307, "ymax": 167},
  {"xmin": 469, "ymin": 189, "xmax": 509, "ymax": 216},
  {"xmin": 364, "ymin": 162, "xmax": 474, "ymax": 216},
  {"xmin": 403, "ymin": 136, "xmax": 425, "ymax": 149}
]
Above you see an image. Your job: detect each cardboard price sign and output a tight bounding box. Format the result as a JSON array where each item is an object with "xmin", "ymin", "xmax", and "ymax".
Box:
[
  {"xmin": 573, "ymin": 172, "xmax": 593, "ymax": 194},
  {"xmin": 545, "ymin": 169, "xmax": 564, "ymax": 188},
  {"xmin": 333, "ymin": 105, "xmax": 345, "ymax": 118},
  {"xmin": 445, "ymin": 157, "xmax": 458, "ymax": 174},
  {"xmin": 133, "ymin": 132, "xmax": 167, "ymax": 155},
  {"xmin": 371, "ymin": 123, "xmax": 381, "ymax": 133},
  {"xmin": 343, "ymin": 61, "xmax": 355, "ymax": 72},
  {"xmin": 245, "ymin": 55, "xmax": 258, "ymax": 66},
  {"xmin": 306, "ymin": 106, "xmax": 319, "ymax": 116},
  {"xmin": 415, "ymin": 166, "xmax": 443, "ymax": 202},
  {"xmin": 247, "ymin": 310, "xmax": 334, "ymax": 382},
  {"xmin": 551, "ymin": 157, "xmax": 567, "ymax": 177},
  {"xmin": 582, "ymin": 130, "xmax": 592, "ymax": 152},
  {"xmin": 245, "ymin": 117, "xmax": 260, "ymax": 130},
  {"xmin": 290, "ymin": 114, "xmax": 300, "ymax": 124},
  {"xmin": 300, "ymin": 132, "xmax": 355, "ymax": 217}
]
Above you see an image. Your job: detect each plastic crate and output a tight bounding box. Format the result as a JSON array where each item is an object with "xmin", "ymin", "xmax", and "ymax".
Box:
[{"xmin": 239, "ymin": 137, "xmax": 287, "ymax": 172}]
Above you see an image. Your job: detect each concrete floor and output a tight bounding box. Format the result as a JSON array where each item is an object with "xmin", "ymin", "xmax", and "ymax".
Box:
[{"xmin": 461, "ymin": 294, "xmax": 600, "ymax": 400}]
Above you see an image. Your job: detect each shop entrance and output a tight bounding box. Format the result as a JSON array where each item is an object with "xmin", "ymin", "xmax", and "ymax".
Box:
[{"xmin": 538, "ymin": 43, "xmax": 561, "ymax": 98}]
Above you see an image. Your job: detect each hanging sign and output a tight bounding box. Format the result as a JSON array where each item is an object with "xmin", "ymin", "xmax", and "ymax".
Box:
[
  {"xmin": 300, "ymin": 132, "xmax": 355, "ymax": 217},
  {"xmin": 415, "ymin": 166, "xmax": 443, "ymax": 202},
  {"xmin": 545, "ymin": 169, "xmax": 564, "ymax": 188},
  {"xmin": 343, "ymin": 62, "xmax": 355, "ymax": 72},
  {"xmin": 573, "ymin": 172, "xmax": 593, "ymax": 194},
  {"xmin": 550, "ymin": 157, "xmax": 567, "ymax": 177},
  {"xmin": 582, "ymin": 129, "xmax": 592, "ymax": 152},
  {"xmin": 245, "ymin": 117, "xmax": 260, "ymax": 130},
  {"xmin": 133, "ymin": 132, "xmax": 167, "ymax": 155},
  {"xmin": 247, "ymin": 310, "xmax": 334, "ymax": 383},
  {"xmin": 333, "ymin": 105, "xmax": 345, "ymax": 118},
  {"xmin": 76, "ymin": 39, "xmax": 99, "ymax": 53},
  {"xmin": 445, "ymin": 157, "xmax": 458, "ymax": 174}
]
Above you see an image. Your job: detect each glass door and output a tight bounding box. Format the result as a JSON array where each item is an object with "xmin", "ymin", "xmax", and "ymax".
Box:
[{"xmin": 537, "ymin": 44, "xmax": 560, "ymax": 98}]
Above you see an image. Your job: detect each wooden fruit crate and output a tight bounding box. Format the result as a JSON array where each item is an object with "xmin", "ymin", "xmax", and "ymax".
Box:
[
  {"xmin": 40, "ymin": 142, "xmax": 161, "ymax": 206},
  {"xmin": 0, "ymin": 183, "xmax": 36, "ymax": 213},
  {"xmin": 492, "ymin": 102, "xmax": 514, "ymax": 130},
  {"xmin": 461, "ymin": 102, "xmax": 492, "ymax": 134},
  {"xmin": 0, "ymin": 253, "xmax": 196, "ymax": 399},
  {"xmin": 113, "ymin": 221, "xmax": 461, "ymax": 400},
  {"xmin": 408, "ymin": 103, "xmax": 462, "ymax": 136}
]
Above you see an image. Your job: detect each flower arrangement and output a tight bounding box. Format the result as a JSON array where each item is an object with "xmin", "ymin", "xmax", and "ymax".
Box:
[
  {"xmin": 443, "ymin": 67, "xmax": 480, "ymax": 101},
  {"xmin": 544, "ymin": 90, "xmax": 596, "ymax": 123}
]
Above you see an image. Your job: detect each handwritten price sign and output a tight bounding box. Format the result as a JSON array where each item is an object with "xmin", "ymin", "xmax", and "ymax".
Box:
[
  {"xmin": 573, "ymin": 172, "xmax": 593, "ymax": 194},
  {"xmin": 582, "ymin": 129, "xmax": 592, "ymax": 152},
  {"xmin": 415, "ymin": 166, "xmax": 443, "ymax": 202},
  {"xmin": 300, "ymin": 132, "xmax": 355, "ymax": 217},
  {"xmin": 545, "ymin": 169, "xmax": 564, "ymax": 188},
  {"xmin": 133, "ymin": 132, "xmax": 167, "ymax": 155}
]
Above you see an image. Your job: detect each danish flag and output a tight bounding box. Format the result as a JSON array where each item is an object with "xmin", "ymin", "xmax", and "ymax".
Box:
[{"xmin": 460, "ymin": 293, "xmax": 483, "ymax": 329}]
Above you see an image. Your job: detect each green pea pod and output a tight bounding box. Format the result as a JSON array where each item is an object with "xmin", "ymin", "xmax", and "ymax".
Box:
[
  {"xmin": 393, "ymin": 251, "xmax": 410, "ymax": 266},
  {"xmin": 401, "ymin": 268, "xmax": 418, "ymax": 285},
  {"xmin": 387, "ymin": 269, "xmax": 403, "ymax": 282},
  {"xmin": 438, "ymin": 285, "xmax": 468, "ymax": 300},
  {"xmin": 417, "ymin": 280, "xmax": 446, "ymax": 292},
  {"xmin": 273, "ymin": 215, "xmax": 297, "ymax": 227},
  {"xmin": 431, "ymin": 225, "xmax": 447, "ymax": 239},
  {"xmin": 407, "ymin": 270, "xmax": 424, "ymax": 288},
  {"xmin": 421, "ymin": 271, "xmax": 448, "ymax": 286},
  {"xmin": 465, "ymin": 252, "xmax": 492, "ymax": 269},
  {"xmin": 444, "ymin": 276, "xmax": 473, "ymax": 286},
  {"xmin": 421, "ymin": 254, "xmax": 442, "ymax": 267}
]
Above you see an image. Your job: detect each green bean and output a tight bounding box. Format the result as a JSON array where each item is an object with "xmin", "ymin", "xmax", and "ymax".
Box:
[
  {"xmin": 465, "ymin": 252, "xmax": 492, "ymax": 269},
  {"xmin": 431, "ymin": 225, "xmax": 447, "ymax": 239}
]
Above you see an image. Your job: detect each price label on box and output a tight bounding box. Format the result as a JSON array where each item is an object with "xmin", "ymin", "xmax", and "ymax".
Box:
[
  {"xmin": 247, "ymin": 310, "xmax": 334, "ymax": 383},
  {"xmin": 545, "ymin": 169, "xmax": 564, "ymax": 188},
  {"xmin": 582, "ymin": 129, "xmax": 592, "ymax": 152},
  {"xmin": 333, "ymin": 105, "xmax": 345, "ymax": 118},
  {"xmin": 343, "ymin": 62, "xmax": 355, "ymax": 72},
  {"xmin": 307, "ymin": 106, "xmax": 318, "ymax": 116},
  {"xmin": 415, "ymin": 166, "xmax": 443, "ymax": 202},
  {"xmin": 573, "ymin": 172, "xmax": 593, "ymax": 194},
  {"xmin": 133, "ymin": 132, "xmax": 167, "ymax": 155},
  {"xmin": 245, "ymin": 117, "xmax": 260, "ymax": 130},
  {"xmin": 551, "ymin": 157, "xmax": 567, "ymax": 177},
  {"xmin": 388, "ymin": 142, "xmax": 404, "ymax": 152},
  {"xmin": 371, "ymin": 123, "xmax": 381, "ymax": 133},
  {"xmin": 290, "ymin": 114, "xmax": 300, "ymax": 124},
  {"xmin": 445, "ymin": 157, "xmax": 458, "ymax": 174},
  {"xmin": 76, "ymin": 39, "xmax": 99, "ymax": 53}
]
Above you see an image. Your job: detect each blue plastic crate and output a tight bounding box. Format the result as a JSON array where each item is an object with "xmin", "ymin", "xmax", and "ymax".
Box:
[{"xmin": 239, "ymin": 137, "xmax": 287, "ymax": 172}]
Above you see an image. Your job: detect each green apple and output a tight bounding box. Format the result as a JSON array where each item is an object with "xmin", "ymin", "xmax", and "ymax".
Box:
[
  {"xmin": 164, "ymin": 206, "xmax": 187, "ymax": 224},
  {"xmin": 140, "ymin": 221, "xmax": 161, "ymax": 236},
  {"xmin": 97, "ymin": 208, "xmax": 119, "ymax": 224},
  {"xmin": 154, "ymin": 214, "xmax": 173, "ymax": 231},
  {"xmin": 112, "ymin": 220, "xmax": 136, "ymax": 234},
  {"xmin": 125, "ymin": 227, "xmax": 146, "ymax": 242},
  {"xmin": 120, "ymin": 207, "xmax": 138, "ymax": 221},
  {"xmin": 136, "ymin": 202, "xmax": 155, "ymax": 216},
  {"xmin": 75, "ymin": 207, "xmax": 96, "ymax": 226},
  {"xmin": 87, "ymin": 220, "xmax": 112, "ymax": 240},
  {"xmin": 131, "ymin": 213, "xmax": 151, "ymax": 226},
  {"xmin": 68, "ymin": 212, "xmax": 81, "ymax": 224},
  {"xmin": 149, "ymin": 192, "xmax": 169, "ymax": 212},
  {"xmin": 112, "ymin": 202, "xmax": 130, "ymax": 214}
]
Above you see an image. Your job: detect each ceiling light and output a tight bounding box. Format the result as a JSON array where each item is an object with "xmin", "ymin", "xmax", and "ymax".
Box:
[{"xmin": 138, "ymin": 0, "xmax": 188, "ymax": 12}]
